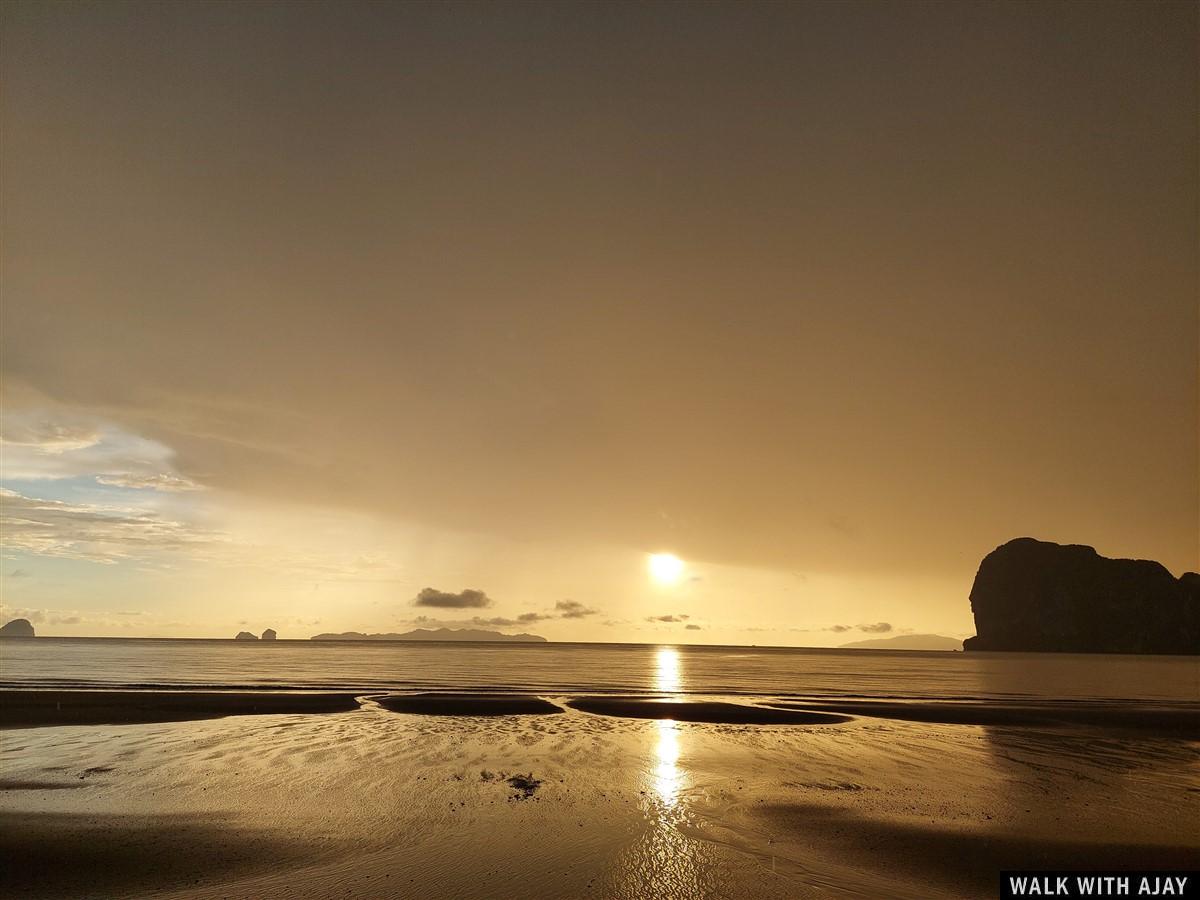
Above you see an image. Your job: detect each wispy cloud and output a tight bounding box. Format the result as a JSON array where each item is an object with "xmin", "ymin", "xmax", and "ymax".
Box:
[
  {"xmin": 0, "ymin": 487, "xmax": 412, "ymax": 586},
  {"xmin": 96, "ymin": 473, "xmax": 204, "ymax": 492},
  {"xmin": 0, "ymin": 488, "xmax": 222, "ymax": 564},
  {"xmin": 0, "ymin": 605, "xmax": 147, "ymax": 628},
  {"xmin": 409, "ymin": 614, "xmax": 539, "ymax": 630},
  {"xmin": 857, "ymin": 622, "xmax": 893, "ymax": 634},
  {"xmin": 554, "ymin": 599, "xmax": 598, "ymax": 619},
  {"xmin": 408, "ymin": 599, "xmax": 606, "ymax": 630},
  {"xmin": 820, "ymin": 622, "xmax": 894, "ymax": 634},
  {"xmin": 0, "ymin": 420, "xmax": 101, "ymax": 453},
  {"xmin": 0, "ymin": 415, "xmax": 185, "ymax": 483}
]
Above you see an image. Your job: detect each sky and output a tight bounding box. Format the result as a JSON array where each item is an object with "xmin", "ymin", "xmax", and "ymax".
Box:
[{"xmin": 1, "ymin": 1, "xmax": 1196, "ymax": 642}]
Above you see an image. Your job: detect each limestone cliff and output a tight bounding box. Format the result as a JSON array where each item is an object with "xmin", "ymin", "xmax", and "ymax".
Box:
[{"xmin": 963, "ymin": 538, "xmax": 1198, "ymax": 654}]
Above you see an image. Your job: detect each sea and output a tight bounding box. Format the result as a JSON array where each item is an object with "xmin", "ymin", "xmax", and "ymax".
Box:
[{"xmin": 2, "ymin": 638, "xmax": 1196, "ymax": 703}]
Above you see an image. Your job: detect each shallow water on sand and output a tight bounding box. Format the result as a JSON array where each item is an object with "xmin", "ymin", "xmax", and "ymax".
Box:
[
  {"xmin": 2, "ymin": 642, "xmax": 1196, "ymax": 898},
  {"xmin": 3, "ymin": 638, "xmax": 1197, "ymax": 701},
  {"xmin": 2, "ymin": 700, "xmax": 1197, "ymax": 899}
]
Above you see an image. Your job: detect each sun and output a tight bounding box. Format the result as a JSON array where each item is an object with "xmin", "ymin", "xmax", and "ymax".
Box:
[{"xmin": 647, "ymin": 552, "xmax": 685, "ymax": 585}]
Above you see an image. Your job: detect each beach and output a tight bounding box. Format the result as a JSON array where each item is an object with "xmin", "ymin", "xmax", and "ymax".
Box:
[
  {"xmin": 2, "ymin": 688, "xmax": 1197, "ymax": 899},
  {"xmin": 5, "ymin": 0, "xmax": 1197, "ymax": 895}
]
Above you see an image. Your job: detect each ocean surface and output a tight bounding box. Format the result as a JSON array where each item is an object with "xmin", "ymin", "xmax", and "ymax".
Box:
[{"xmin": 2, "ymin": 638, "xmax": 1196, "ymax": 702}]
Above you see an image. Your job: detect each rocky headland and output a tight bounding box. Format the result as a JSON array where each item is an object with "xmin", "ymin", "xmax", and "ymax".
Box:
[{"xmin": 963, "ymin": 538, "xmax": 1198, "ymax": 654}]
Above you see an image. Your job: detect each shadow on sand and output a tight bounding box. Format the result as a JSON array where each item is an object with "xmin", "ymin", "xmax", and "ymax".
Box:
[
  {"xmin": 758, "ymin": 801, "xmax": 1199, "ymax": 897},
  {"xmin": 0, "ymin": 810, "xmax": 327, "ymax": 899}
]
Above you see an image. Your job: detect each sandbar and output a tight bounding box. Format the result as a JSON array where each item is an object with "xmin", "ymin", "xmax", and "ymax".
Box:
[
  {"xmin": 0, "ymin": 690, "xmax": 361, "ymax": 728},
  {"xmin": 377, "ymin": 693, "xmax": 563, "ymax": 716}
]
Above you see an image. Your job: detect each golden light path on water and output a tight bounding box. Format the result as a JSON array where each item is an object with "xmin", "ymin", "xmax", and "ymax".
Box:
[
  {"xmin": 655, "ymin": 647, "xmax": 682, "ymax": 693},
  {"xmin": 653, "ymin": 647, "xmax": 684, "ymax": 808},
  {"xmin": 653, "ymin": 720, "xmax": 682, "ymax": 809}
]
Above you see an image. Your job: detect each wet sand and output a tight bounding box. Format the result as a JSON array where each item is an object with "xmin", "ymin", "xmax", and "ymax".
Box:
[
  {"xmin": 766, "ymin": 699, "xmax": 1200, "ymax": 737},
  {"xmin": 568, "ymin": 697, "xmax": 853, "ymax": 725},
  {"xmin": 0, "ymin": 690, "xmax": 360, "ymax": 728},
  {"xmin": 2, "ymin": 693, "xmax": 1197, "ymax": 898}
]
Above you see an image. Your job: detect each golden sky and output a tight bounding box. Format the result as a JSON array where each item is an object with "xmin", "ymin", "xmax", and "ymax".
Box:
[{"xmin": 1, "ymin": 1, "xmax": 1196, "ymax": 641}]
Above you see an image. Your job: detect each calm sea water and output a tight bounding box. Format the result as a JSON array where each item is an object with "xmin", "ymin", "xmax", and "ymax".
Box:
[{"xmin": 1, "ymin": 638, "xmax": 1196, "ymax": 702}]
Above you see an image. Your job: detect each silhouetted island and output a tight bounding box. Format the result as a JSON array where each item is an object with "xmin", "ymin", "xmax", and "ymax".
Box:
[
  {"xmin": 310, "ymin": 627, "xmax": 547, "ymax": 643},
  {"xmin": 234, "ymin": 631, "xmax": 258, "ymax": 641},
  {"xmin": 0, "ymin": 618, "xmax": 35, "ymax": 638},
  {"xmin": 261, "ymin": 628, "xmax": 277, "ymax": 641},
  {"xmin": 963, "ymin": 537, "xmax": 1199, "ymax": 654}
]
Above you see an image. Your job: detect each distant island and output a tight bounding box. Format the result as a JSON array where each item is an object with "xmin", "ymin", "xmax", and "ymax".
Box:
[
  {"xmin": 233, "ymin": 628, "xmax": 278, "ymax": 640},
  {"xmin": 0, "ymin": 618, "xmax": 35, "ymax": 638},
  {"xmin": 963, "ymin": 537, "xmax": 1199, "ymax": 654},
  {"xmin": 310, "ymin": 627, "xmax": 548, "ymax": 643},
  {"xmin": 840, "ymin": 634, "xmax": 962, "ymax": 651}
]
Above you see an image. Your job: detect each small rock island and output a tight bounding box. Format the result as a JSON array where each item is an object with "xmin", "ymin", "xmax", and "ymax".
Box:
[
  {"xmin": 963, "ymin": 537, "xmax": 1199, "ymax": 654},
  {"xmin": 234, "ymin": 631, "xmax": 258, "ymax": 641},
  {"xmin": 0, "ymin": 618, "xmax": 36, "ymax": 638},
  {"xmin": 261, "ymin": 628, "xmax": 277, "ymax": 641}
]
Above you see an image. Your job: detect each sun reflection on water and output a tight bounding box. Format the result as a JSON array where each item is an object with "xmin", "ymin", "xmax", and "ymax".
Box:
[
  {"xmin": 650, "ymin": 647, "xmax": 685, "ymax": 808},
  {"xmin": 653, "ymin": 718, "xmax": 682, "ymax": 808},
  {"xmin": 655, "ymin": 647, "xmax": 682, "ymax": 694}
]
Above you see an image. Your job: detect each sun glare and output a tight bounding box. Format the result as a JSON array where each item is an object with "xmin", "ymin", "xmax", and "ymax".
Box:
[
  {"xmin": 648, "ymin": 552, "xmax": 685, "ymax": 584},
  {"xmin": 655, "ymin": 647, "xmax": 682, "ymax": 693}
]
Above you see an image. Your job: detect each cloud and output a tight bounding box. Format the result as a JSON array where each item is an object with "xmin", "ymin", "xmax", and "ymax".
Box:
[
  {"xmin": 857, "ymin": 622, "xmax": 893, "ymax": 633},
  {"xmin": 0, "ymin": 419, "xmax": 101, "ymax": 453},
  {"xmin": 1, "ymin": 483, "xmax": 409, "ymax": 582},
  {"xmin": 409, "ymin": 599, "xmax": 603, "ymax": 626},
  {"xmin": 685, "ymin": 623, "xmax": 701, "ymax": 630},
  {"xmin": 0, "ymin": 415, "xmax": 182, "ymax": 482},
  {"xmin": 96, "ymin": 473, "xmax": 204, "ymax": 492},
  {"xmin": 408, "ymin": 614, "xmax": 541, "ymax": 630},
  {"xmin": 404, "ymin": 597, "xmax": 609, "ymax": 631},
  {"xmin": 0, "ymin": 488, "xmax": 223, "ymax": 564},
  {"xmin": 414, "ymin": 587, "xmax": 492, "ymax": 609},
  {"xmin": 0, "ymin": 606, "xmax": 148, "ymax": 629},
  {"xmin": 6, "ymin": 569, "xmax": 31, "ymax": 579},
  {"xmin": 646, "ymin": 613, "xmax": 690, "ymax": 623},
  {"xmin": 554, "ymin": 599, "xmax": 597, "ymax": 619},
  {"xmin": 827, "ymin": 624, "xmax": 852, "ymax": 633},
  {"xmin": 2, "ymin": 607, "xmax": 45, "ymax": 623}
]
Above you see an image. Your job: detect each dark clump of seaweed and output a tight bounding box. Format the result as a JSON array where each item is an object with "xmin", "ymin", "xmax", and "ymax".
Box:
[
  {"xmin": 479, "ymin": 769, "xmax": 541, "ymax": 799},
  {"xmin": 506, "ymin": 772, "xmax": 542, "ymax": 799}
]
